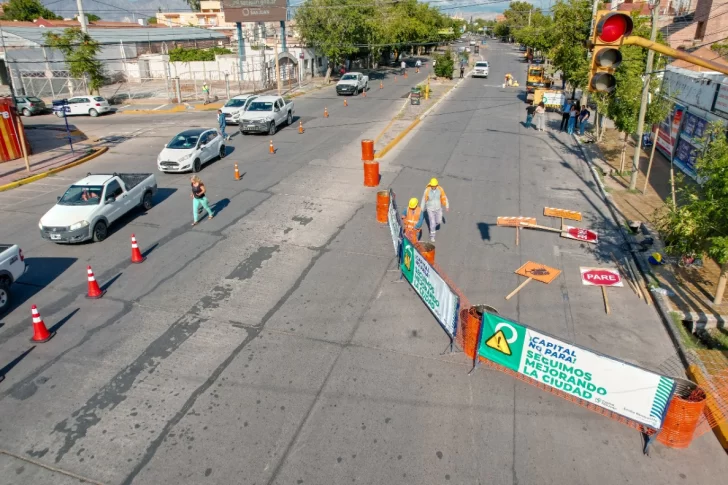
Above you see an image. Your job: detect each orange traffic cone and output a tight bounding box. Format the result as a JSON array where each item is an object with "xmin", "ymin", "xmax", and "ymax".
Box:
[
  {"xmin": 394, "ymin": 75, "xmax": 397, "ymax": 81},
  {"xmin": 269, "ymin": 140, "xmax": 275, "ymax": 154},
  {"xmin": 380, "ymin": 80, "xmax": 383, "ymax": 89},
  {"xmin": 362, "ymin": 90, "xmax": 366, "ymax": 98},
  {"xmin": 131, "ymin": 234, "xmax": 145, "ymax": 264},
  {"xmin": 344, "ymin": 98, "xmax": 348, "ymax": 107},
  {"xmin": 298, "ymin": 120, "xmax": 304, "ymax": 134},
  {"xmin": 30, "ymin": 304, "xmax": 54, "ymax": 343},
  {"xmin": 86, "ymin": 265, "xmax": 105, "ymax": 299},
  {"xmin": 324, "ymin": 107, "xmax": 329, "ymax": 118},
  {"xmin": 234, "ymin": 162, "xmax": 241, "ymax": 180}
]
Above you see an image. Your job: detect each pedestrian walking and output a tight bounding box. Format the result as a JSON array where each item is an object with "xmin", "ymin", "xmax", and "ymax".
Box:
[
  {"xmin": 525, "ymin": 104, "xmax": 536, "ymax": 129},
  {"xmin": 579, "ymin": 106, "xmax": 591, "ymax": 136},
  {"xmin": 217, "ymin": 109, "xmax": 230, "ymax": 141},
  {"xmin": 416, "ymin": 59, "xmax": 422, "ymax": 68},
  {"xmin": 401, "ymin": 60, "xmax": 407, "ymax": 75},
  {"xmin": 567, "ymin": 104, "xmax": 578, "ymax": 135},
  {"xmin": 401, "ymin": 198, "xmax": 424, "ymax": 242},
  {"xmin": 560, "ymin": 98, "xmax": 572, "ymax": 132},
  {"xmin": 534, "ymin": 102, "xmax": 546, "ymax": 131},
  {"xmin": 202, "ymin": 82, "xmax": 210, "ymax": 105},
  {"xmin": 432, "ymin": 59, "xmax": 437, "ymax": 71},
  {"xmin": 190, "ymin": 176, "xmax": 214, "ymax": 226},
  {"xmin": 421, "ymin": 178, "xmax": 449, "ymax": 243},
  {"xmin": 459, "ymin": 62, "xmax": 465, "ymax": 79}
]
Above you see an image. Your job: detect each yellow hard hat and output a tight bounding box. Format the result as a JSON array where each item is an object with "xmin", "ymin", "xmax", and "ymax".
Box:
[
  {"xmin": 429, "ymin": 178, "xmax": 438, "ymax": 187},
  {"xmin": 409, "ymin": 198, "xmax": 418, "ymax": 209},
  {"xmin": 652, "ymin": 252, "xmax": 662, "ymax": 263}
]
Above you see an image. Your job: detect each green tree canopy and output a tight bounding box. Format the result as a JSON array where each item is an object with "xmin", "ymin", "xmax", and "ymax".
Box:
[
  {"xmin": 1, "ymin": 0, "xmax": 61, "ymax": 21},
  {"xmin": 43, "ymin": 28, "xmax": 104, "ymax": 93},
  {"xmin": 86, "ymin": 13, "xmax": 101, "ymax": 22}
]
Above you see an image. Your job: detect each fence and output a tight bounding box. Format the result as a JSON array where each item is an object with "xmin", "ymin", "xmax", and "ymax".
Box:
[{"xmin": 17, "ymin": 62, "xmax": 302, "ymax": 103}]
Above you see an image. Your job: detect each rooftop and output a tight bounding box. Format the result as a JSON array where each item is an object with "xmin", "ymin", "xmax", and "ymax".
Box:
[
  {"xmin": 0, "ymin": 26, "xmax": 227, "ymax": 46},
  {"xmin": 669, "ymin": 45, "xmax": 728, "ymax": 72}
]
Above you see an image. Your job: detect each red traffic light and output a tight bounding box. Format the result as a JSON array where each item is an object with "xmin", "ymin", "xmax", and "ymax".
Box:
[{"xmin": 596, "ymin": 13, "xmax": 633, "ymax": 43}]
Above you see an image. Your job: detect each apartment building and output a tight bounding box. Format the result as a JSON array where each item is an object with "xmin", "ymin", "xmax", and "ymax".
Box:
[{"xmin": 156, "ymin": 1, "xmax": 234, "ymax": 29}]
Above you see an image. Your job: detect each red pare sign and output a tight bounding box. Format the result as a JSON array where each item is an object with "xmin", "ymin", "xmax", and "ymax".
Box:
[
  {"xmin": 580, "ymin": 267, "xmax": 623, "ymax": 287},
  {"xmin": 563, "ymin": 225, "xmax": 598, "ymax": 244}
]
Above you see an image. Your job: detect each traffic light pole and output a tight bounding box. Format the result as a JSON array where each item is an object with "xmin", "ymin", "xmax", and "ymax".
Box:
[
  {"xmin": 623, "ymin": 36, "xmax": 728, "ymax": 75},
  {"xmin": 629, "ymin": 4, "xmax": 659, "ymax": 190}
]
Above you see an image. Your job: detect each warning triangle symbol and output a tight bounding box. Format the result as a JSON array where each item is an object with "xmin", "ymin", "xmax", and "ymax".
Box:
[{"xmin": 485, "ymin": 330, "xmax": 511, "ymax": 356}]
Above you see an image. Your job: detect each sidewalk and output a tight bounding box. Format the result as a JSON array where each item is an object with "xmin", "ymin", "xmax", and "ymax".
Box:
[
  {"xmin": 576, "ymin": 129, "xmax": 728, "ymax": 338},
  {"xmin": 0, "ymin": 126, "xmax": 105, "ymax": 190}
]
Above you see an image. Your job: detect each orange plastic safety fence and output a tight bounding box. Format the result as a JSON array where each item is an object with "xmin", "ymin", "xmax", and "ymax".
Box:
[{"xmin": 657, "ymin": 386, "xmax": 706, "ymax": 449}]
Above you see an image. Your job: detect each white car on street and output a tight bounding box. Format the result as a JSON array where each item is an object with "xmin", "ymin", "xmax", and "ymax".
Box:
[
  {"xmin": 336, "ymin": 72, "xmax": 369, "ymax": 95},
  {"xmin": 473, "ymin": 61, "xmax": 489, "ymax": 78},
  {"xmin": 157, "ymin": 128, "xmax": 226, "ymax": 173},
  {"xmin": 222, "ymin": 94, "xmax": 258, "ymax": 124},
  {"xmin": 54, "ymin": 96, "xmax": 112, "ymax": 117}
]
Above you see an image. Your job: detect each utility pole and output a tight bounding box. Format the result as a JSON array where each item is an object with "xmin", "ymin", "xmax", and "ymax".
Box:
[
  {"xmin": 236, "ymin": 22, "xmax": 245, "ymax": 82},
  {"xmin": 528, "ymin": 9, "xmax": 532, "ymax": 27},
  {"xmin": 76, "ymin": 0, "xmax": 88, "ymax": 33},
  {"xmin": 629, "ymin": 0, "xmax": 660, "ymax": 190},
  {"xmin": 274, "ymin": 39, "xmax": 281, "ymax": 96}
]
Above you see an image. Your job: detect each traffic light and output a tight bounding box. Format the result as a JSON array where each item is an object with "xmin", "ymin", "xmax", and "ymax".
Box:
[{"xmin": 588, "ymin": 11, "xmax": 633, "ymax": 92}]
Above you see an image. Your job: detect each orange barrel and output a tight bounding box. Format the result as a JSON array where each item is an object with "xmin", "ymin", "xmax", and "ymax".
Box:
[
  {"xmin": 459, "ymin": 305, "xmax": 499, "ymax": 360},
  {"xmin": 376, "ymin": 190, "xmax": 389, "ymax": 223},
  {"xmin": 417, "ymin": 242, "xmax": 436, "ymax": 265},
  {"xmin": 657, "ymin": 378, "xmax": 707, "ymax": 449},
  {"xmin": 361, "ymin": 139, "xmax": 374, "ymax": 161},
  {"xmin": 0, "ymin": 97, "xmax": 26, "ymax": 162},
  {"xmin": 364, "ymin": 161, "xmax": 379, "ymax": 187}
]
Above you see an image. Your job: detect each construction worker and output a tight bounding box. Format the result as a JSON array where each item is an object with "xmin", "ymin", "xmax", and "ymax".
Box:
[
  {"xmin": 401, "ymin": 198, "xmax": 424, "ymax": 241},
  {"xmin": 202, "ymin": 82, "xmax": 210, "ymax": 105},
  {"xmin": 421, "ymin": 178, "xmax": 449, "ymax": 243}
]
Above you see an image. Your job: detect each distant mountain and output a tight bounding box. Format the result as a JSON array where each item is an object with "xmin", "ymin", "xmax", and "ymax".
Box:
[{"xmin": 42, "ymin": 0, "xmax": 193, "ymax": 23}]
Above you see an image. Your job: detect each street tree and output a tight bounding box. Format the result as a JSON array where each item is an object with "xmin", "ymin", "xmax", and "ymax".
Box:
[
  {"xmin": 86, "ymin": 13, "xmax": 101, "ymax": 22},
  {"xmin": 549, "ymin": 0, "xmax": 591, "ymax": 92},
  {"xmin": 43, "ymin": 28, "xmax": 104, "ymax": 94},
  {"xmin": 295, "ymin": 0, "xmax": 375, "ymax": 83},
  {"xmin": 656, "ymin": 122, "xmax": 728, "ymax": 304},
  {"xmin": 1, "ymin": 0, "xmax": 61, "ymax": 21},
  {"xmin": 184, "ymin": 0, "xmax": 201, "ymax": 11}
]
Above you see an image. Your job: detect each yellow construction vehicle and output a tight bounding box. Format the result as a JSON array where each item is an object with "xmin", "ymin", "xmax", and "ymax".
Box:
[{"xmin": 526, "ymin": 64, "xmax": 553, "ymax": 102}]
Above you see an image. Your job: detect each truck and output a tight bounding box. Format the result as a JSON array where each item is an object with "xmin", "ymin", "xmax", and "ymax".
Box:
[
  {"xmin": 526, "ymin": 64, "xmax": 553, "ymax": 102},
  {"xmin": 0, "ymin": 244, "xmax": 25, "ymax": 314},
  {"xmin": 336, "ymin": 72, "xmax": 369, "ymax": 95},
  {"xmin": 238, "ymin": 95, "xmax": 295, "ymax": 136},
  {"xmin": 39, "ymin": 172, "xmax": 158, "ymax": 243}
]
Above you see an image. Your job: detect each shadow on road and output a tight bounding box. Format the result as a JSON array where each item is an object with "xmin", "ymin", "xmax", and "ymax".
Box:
[
  {"xmin": 4, "ymin": 257, "xmax": 77, "ymax": 316},
  {"xmin": 477, "ymin": 222, "xmax": 492, "ymax": 241},
  {"xmin": 0, "ymin": 346, "xmax": 35, "ymax": 378},
  {"xmin": 48, "ymin": 307, "xmax": 80, "ymax": 334},
  {"xmin": 211, "ymin": 198, "xmax": 230, "ymax": 215}
]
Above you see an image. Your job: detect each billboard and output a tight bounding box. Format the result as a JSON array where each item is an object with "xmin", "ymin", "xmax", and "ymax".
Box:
[
  {"xmin": 222, "ymin": 0, "xmax": 288, "ymax": 23},
  {"xmin": 477, "ymin": 312, "xmax": 675, "ymax": 429}
]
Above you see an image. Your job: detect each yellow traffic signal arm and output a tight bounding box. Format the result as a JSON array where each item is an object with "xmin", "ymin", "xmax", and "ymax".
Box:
[{"xmin": 623, "ymin": 36, "xmax": 728, "ymax": 76}]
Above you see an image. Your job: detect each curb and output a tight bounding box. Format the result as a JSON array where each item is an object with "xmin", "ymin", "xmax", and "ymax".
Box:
[
  {"xmin": 686, "ymin": 364, "xmax": 728, "ymax": 450},
  {"xmin": 573, "ymin": 134, "xmax": 692, "ymax": 369},
  {"xmin": 374, "ymin": 78, "xmax": 464, "ymax": 160},
  {"xmin": 0, "ymin": 147, "xmax": 109, "ymax": 193},
  {"xmin": 374, "ymin": 98, "xmax": 410, "ymax": 145}
]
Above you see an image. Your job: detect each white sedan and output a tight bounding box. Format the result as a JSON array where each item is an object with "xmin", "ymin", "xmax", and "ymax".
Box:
[
  {"xmin": 222, "ymin": 94, "xmax": 258, "ymax": 124},
  {"xmin": 157, "ymin": 128, "xmax": 225, "ymax": 173},
  {"xmin": 54, "ymin": 96, "xmax": 112, "ymax": 117}
]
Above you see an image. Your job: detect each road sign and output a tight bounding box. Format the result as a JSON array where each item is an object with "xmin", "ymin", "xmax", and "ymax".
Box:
[
  {"xmin": 580, "ymin": 267, "xmax": 623, "ymax": 287},
  {"xmin": 562, "ymin": 225, "xmax": 598, "ymax": 244},
  {"xmin": 506, "ymin": 261, "xmax": 561, "ymax": 300},
  {"xmin": 497, "ymin": 216, "xmax": 536, "ymax": 227},
  {"xmin": 544, "ymin": 207, "xmax": 582, "ymax": 221},
  {"xmin": 477, "ymin": 312, "xmax": 675, "ymax": 430}
]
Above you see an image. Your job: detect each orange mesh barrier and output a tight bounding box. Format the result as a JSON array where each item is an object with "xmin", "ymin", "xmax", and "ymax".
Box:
[
  {"xmin": 657, "ymin": 382, "xmax": 706, "ymax": 449},
  {"xmin": 416, "ymin": 242, "xmax": 435, "ymax": 265}
]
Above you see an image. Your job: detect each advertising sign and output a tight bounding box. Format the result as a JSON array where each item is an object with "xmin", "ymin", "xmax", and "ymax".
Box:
[
  {"xmin": 542, "ymin": 91, "xmax": 565, "ymax": 108},
  {"xmin": 387, "ymin": 189, "xmax": 402, "ymax": 258},
  {"xmin": 477, "ymin": 313, "xmax": 675, "ymax": 429},
  {"xmin": 562, "ymin": 226, "xmax": 598, "ymax": 244},
  {"xmin": 715, "ymin": 80, "xmax": 728, "ymax": 115},
  {"xmin": 401, "ymin": 238, "xmax": 459, "ymax": 337},
  {"xmin": 221, "ymin": 0, "xmax": 288, "ymax": 23},
  {"xmin": 674, "ymin": 138, "xmax": 698, "ymax": 179},
  {"xmin": 656, "ymin": 104, "xmax": 684, "ymax": 160},
  {"xmin": 580, "ymin": 267, "xmax": 623, "ymax": 287}
]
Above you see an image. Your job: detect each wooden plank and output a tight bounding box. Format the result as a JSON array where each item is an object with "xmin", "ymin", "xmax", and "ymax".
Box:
[
  {"xmin": 497, "ymin": 216, "xmax": 537, "ymax": 227},
  {"xmin": 544, "ymin": 207, "xmax": 582, "ymax": 221}
]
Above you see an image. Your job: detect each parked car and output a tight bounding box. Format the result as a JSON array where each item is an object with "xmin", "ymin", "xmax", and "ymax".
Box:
[
  {"xmin": 158, "ymin": 128, "xmax": 225, "ymax": 173},
  {"xmin": 222, "ymin": 94, "xmax": 258, "ymax": 124},
  {"xmin": 473, "ymin": 61, "xmax": 489, "ymax": 78},
  {"xmin": 336, "ymin": 72, "xmax": 369, "ymax": 95},
  {"xmin": 239, "ymin": 96, "xmax": 295, "ymax": 136},
  {"xmin": 15, "ymin": 96, "xmax": 47, "ymax": 116},
  {"xmin": 469, "ymin": 40, "xmax": 476, "ymax": 46},
  {"xmin": 54, "ymin": 96, "xmax": 112, "ymax": 118},
  {"xmin": 0, "ymin": 244, "xmax": 25, "ymax": 314},
  {"xmin": 39, "ymin": 173, "xmax": 158, "ymax": 243}
]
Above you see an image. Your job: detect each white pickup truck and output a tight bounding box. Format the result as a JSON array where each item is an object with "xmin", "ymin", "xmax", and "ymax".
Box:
[
  {"xmin": 0, "ymin": 244, "xmax": 25, "ymax": 314},
  {"xmin": 39, "ymin": 172, "xmax": 158, "ymax": 243},
  {"xmin": 239, "ymin": 95, "xmax": 295, "ymax": 136},
  {"xmin": 336, "ymin": 72, "xmax": 369, "ymax": 96}
]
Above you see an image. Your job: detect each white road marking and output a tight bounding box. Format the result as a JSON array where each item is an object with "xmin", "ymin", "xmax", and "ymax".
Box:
[{"xmin": 153, "ymin": 104, "xmax": 169, "ymax": 111}]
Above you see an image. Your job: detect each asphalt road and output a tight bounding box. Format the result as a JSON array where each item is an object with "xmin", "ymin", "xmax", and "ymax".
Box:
[{"xmin": 1, "ymin": 45, "xmax": 726, "ymax": 485}]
